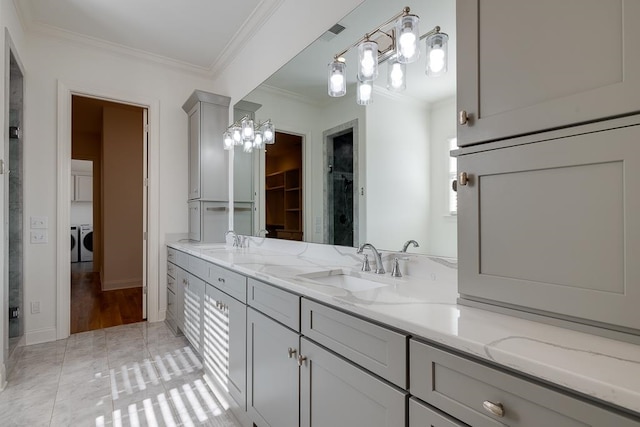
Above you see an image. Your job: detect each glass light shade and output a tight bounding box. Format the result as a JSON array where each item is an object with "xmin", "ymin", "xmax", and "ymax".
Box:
[
  {"xmin": 396, "ymin": 14, "xmax": 420, "ymax": 63},
  {"xmin": 356, "ymin": 80, "xmax": 373, "ymax": 105},
  {"xmin": 223, "ymin": 131, "xmax": 233, "ymax": 150},
  {"xmin": 387, "ymin": 59, "xmax": 406, "ymax": 92},
  {"xmin": 425, "ymin": 32, "xmax": 449, "ymax": 76},
  {"xmin": 263, "ymin": 122, "xmax": 275, "ymax": 144},
  {"xmin": 357, "ymin": 41, "xmax": 379, "ymax": 82},
  {"xmin": 243, "ymin": 139, "xmax": 253, "ymax": 153},
  {"xmin": 241, "ymin": 118, "xmax": 254, "ymax": 141},
  {"xmin": 328, "ymin": 60, "xmax": 347, "ymax": 97},
  {"xmin": 231, "ymin": 126, "xmax": 242, "ymax": 145},
  {"xmin": 253, "ymin": 131, "xmax": 264, "ymax": 149}
]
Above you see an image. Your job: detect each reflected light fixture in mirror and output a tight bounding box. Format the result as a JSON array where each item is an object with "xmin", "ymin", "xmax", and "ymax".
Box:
[
  {"xmin": 223, "ymin": 116, "xmax": 275, "ymax": 152},
  {"xmin": 327, "ymin": 6, "xmax": 448, "ymax": 104}
]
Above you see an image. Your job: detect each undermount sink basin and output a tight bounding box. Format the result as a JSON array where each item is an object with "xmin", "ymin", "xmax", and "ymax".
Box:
[{"xmin": 297, "ymin": 269, "xmax": 390, "ymax": 292}]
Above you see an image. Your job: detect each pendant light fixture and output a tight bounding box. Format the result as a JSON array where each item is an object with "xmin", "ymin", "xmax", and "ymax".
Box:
[
  {"xmin": 327, "ymin": 6, "xmax": 448, "ymax": 105},
  {"xmin": 223, "ymin": 116, "xmax": 275, "ymax": 152}
]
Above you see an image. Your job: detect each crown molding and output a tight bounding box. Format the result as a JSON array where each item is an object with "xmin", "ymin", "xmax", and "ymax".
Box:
[
  {"xmin": 257, "ymin": 84, "xmax": 324, "ymax": 107},
  {"xmin": 209, "ymin": 0, "xmax": 286, "ymax": 77},
  {"xmin": 12, "ymin": 0, "xmax": 285, "ymax": 80}
]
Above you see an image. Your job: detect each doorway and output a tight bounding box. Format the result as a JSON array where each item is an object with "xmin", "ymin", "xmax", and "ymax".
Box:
[
  {"xmin": 324, "ymin": 120, "xmax": 359, "ymax": 247},
  {"xmin": 70, "ymin": 95, "xmax": 147, "ymax": 333},
  {"xmin": 6, "ymin": 48, "xmax": 24, "ymax": 362},
  {"xmin": 265, "ymin": 132, "xmax": 303, "ymax": 241}
]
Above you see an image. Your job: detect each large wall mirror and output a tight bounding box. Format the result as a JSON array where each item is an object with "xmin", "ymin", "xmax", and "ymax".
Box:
[{"xmin": 232, "ymin": 0, "xmax": 457, "ymax": 258}]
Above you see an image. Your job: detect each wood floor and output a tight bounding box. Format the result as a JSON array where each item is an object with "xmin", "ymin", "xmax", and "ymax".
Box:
[{"xmin": 70, "ymin": 262, "xmax": 143, "ymax": 334}]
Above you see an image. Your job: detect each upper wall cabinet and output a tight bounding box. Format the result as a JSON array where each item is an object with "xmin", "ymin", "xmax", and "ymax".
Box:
[
  {"xmin": 182, "ymin": 90, "xmax": 231, "ymax": 201},
  {"xmin": 456, "ymin": 0, "xmax": 640, "ymax": 146}
]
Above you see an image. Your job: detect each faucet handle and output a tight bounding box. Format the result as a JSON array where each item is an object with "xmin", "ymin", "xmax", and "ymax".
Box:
[
  {"xmin": 390, "ymin": 257, "xmax": 402, "ymax": 278},
  {"xmin": 361, "ymin": 254, "xmax": 371, "ymax": 272}
]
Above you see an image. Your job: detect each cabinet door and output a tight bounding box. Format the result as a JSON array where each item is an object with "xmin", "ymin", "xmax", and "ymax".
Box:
[
  {"xmin": 75, "ymin": 175, "xmax": 93, "ymax": 201},
  {"xmin": 234, "ymin": 202, "xmax": 253, "ymax": 236},
  {"xmin": 203, "ymin": 285, "xmax": 247, "ymax": 410},
  {"xmin": 201, "ymin": 202, "xmax": 228, "ymax": 243},
  {"xmin": 299, "ymin": 338, "xmax": 407, "ymax": 427},
  {"xmin": 199, "ymin": 102, "xmax": 229, "ymax": 201},
  {"xmin": 409, "ymin": 398, "xmax": 468, "ymax": 427},
  {"xmin": 188, "ymin": 201, "xmax": 201, "ymax": 242},
  {"xmin": 457, "ymin": 0, "xmax": 640, "ymax": 146},
  {"xmin": 457, "ymin": 124, "xmax": 640, "ymax": 331},
  {"xmin": 188, "ymin": 106, "xmax": 201, "ymax": 200},
  {"xmin": 184, "ymin": 273, "xmax": 205, "ymax": 354},
  {"xmin": 247, "ymin": 308, "xmax": 299, "ymax": 427},
  {"xmin": 175, "ymin": 266, "xmax": 187, "ymax": 332},
  {"xmin": 234, "ymin": 149, "xmax": 254, "ymax": 202}
]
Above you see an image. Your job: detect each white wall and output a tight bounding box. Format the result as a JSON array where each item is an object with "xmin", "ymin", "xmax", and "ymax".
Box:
[
  {"xmin": 22, "ymin": 33, "xmax": 219, "ymax": 342},
  {"xmin": 428, "ymin": 97, "xmax": 457, "ymax": 258},
  {"xmin": 6, "ymin": 0, "xmax": 366, "ymax": 345},
  {"xmin": 365, "ymin": 92, "xmax": 431, "ymax": 252}
]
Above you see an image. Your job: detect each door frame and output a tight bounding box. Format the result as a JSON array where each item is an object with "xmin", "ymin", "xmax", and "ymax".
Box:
[
  {"xmin": 323, "ymin": 119, "xmax": 360, "ymax": 247},
  {"xmin": 56, "ymin": 81, "xmax": 160, "ymax": 339}
]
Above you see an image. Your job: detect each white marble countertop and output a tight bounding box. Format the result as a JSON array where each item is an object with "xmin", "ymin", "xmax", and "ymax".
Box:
[{"xmin": 168, "ymin": 240, "xmax": 640, "ymax": 416}]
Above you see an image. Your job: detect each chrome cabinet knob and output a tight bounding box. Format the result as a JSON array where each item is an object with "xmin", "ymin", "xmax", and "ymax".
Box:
[
  {"xmin": 458, "ymin": 172, "xmax": 469, "ymax": 186},
  {"xmin": 287, "ymin": 347, "xmax": 297, "ymax": 359},
  {"xmin": 458, "ymin": 110, "xmax": 470, "ymax": 125},
  {"xmin": 482, "ymin": 400, "xmax": 505, "ymax": 418},
  {"xmin": 297, "ymin": 354, "xmax": 307, "ymax": 367}
]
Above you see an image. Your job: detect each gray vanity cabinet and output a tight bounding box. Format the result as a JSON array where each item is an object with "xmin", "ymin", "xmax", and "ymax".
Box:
[
  {"xmin": 409, "ymin": 339, "xmax": 639, "ymax": 427},
  {"xmin": 456, "ymin": 120, "xmax": 640, "ymax": 333},
  {"xmin": 204, "ymin": 284, "xmax": 247, "ymax": 410},
  {"xmin": 182, "ymin": 90, "xmax": 231, "ymax": 201},
  {"xmin": 456, "ymin": 0, "xmax": 640, "ymax": 146},
  {"xmin": 183, "ymin": 273, "xmax": 205, "ymax": 353},
  {"xmin": 299, "ymin": 337, "xmax": 407, "ymax": 427},
  {"xmin": 247, "ymin": 308, "xmax": 300, "ymax": 427}
]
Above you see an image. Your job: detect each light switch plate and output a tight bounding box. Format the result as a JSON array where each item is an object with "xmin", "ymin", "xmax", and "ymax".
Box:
[
  {"xmin": 30, "ymin": 230, "xmax": 48, "ymax": 244},
  {"xmin": 30, "ymin": 216, "xmax": 48, "ymax": 229}
]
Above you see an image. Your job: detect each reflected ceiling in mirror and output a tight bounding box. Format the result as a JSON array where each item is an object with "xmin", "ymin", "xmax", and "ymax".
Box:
[{"xmin": 234, "ymin": 0, "xmax": 457, "ymax": 259}]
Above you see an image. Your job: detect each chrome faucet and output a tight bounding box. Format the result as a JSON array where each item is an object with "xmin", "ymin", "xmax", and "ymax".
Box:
[
  {"xmin": 357, "ymin": 243, "xmax": 385, "ymax": 274},
  {"xmin": 225, "ymin": 230, "xmax": 240, "ymax": 247},
  {"xmin": 257, "ymin": 229, "xmax": 269, "ymax": 237},
  {"xmin": 401, "ymin": 239, "xmax": 419, "ymax": 252}
]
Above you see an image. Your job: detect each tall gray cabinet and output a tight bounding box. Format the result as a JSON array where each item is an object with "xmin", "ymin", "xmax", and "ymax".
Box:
[
  {"xmin": 182, "ymin": 90, "xmax": 231, "ymax": 242},
  {"xmin": 456, "ymin": 0, "xmax": 640, "ymax": 147},
  {"xmin": 455, "ymin": 0, "xmax": 640, "ymax": 338}
]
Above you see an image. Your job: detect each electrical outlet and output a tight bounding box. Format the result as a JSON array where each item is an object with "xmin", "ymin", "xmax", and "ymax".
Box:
[
  {"xmin": 31, "ymin": 301, "xmax": 40, "ymax": 314},
  {"xmin": 30, "ymin": 216, "xmax": 48, "ymax": 229},
  {"xmin": 30, "ymin": 230, "xmax": 48, "ymax": 244}
]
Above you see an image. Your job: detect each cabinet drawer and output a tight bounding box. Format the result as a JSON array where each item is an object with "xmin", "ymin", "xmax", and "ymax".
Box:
[
  {"xmin": 168, "ymin": 247, "xmax": 188, "ymax": 269},
  {"xmin": 167, "ymin": 262, "xmax": 177, "ymax": 280},
  {"xmin": 167, "ymin": 274, "xmax": 176, "ymax": 293},
  {"xmin": 409, "ymin": 398, "xmax": 468, "ymax": 427},
  {"xmin": 410, "ymin": 339, "xmax": 639, "ymax": 427},
  {"xmin": 188, "ymin": 255, "xmax": 209, "ymax": 281},
  {"xmin": 209, "ymin": 263, "xmax": 247, "ymax": 303},
  {"xmin": 167, "ymin": 288, "xmax": 176, "ymax": 317},
  {"xmin": 301, "ymin": 299, "xmax": 407, "ymax": 388},
  {"xmin": 248, "ymin": 278, "xmax": 300, "ymax": 331}
]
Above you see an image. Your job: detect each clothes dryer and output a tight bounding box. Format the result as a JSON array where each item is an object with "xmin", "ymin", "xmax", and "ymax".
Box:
[
  {"xmin": 70, "ymin": 225, "xmax": 79, "ymax": 263},
  {"xmin": 80, "ymin": 224, "xmax": 93, "ymax": 262}
]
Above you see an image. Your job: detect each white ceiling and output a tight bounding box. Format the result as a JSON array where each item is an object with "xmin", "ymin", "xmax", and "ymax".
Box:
[
  {"xmin": 260, "ymin": 0, "xmax": 456, "ymax": 105},
  {"xmin": 15, "ymin": 0, "xmax": 279, "ymax": 72}
]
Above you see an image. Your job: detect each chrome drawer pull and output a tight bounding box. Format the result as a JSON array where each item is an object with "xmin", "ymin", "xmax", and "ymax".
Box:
[
  {"xmin": 482, "ymin": 400, "xmax": 505, "ymax": 417},
  {"xmin": 287, "ymin": 347, "xmax": 297, "ymax": 359}
]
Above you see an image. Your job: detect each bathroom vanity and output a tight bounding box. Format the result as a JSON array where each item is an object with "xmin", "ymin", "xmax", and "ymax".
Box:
[{"xmin": 166, "ymin": 239, "xmax": 640, "ymax": 427}]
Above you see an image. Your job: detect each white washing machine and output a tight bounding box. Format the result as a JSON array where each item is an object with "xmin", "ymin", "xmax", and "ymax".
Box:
[
  {"xmin": 70, "ymin": 225, "xmax": 79, "ymax": 263},
  {"xmin": 80, "ymin": 224, "xmax": 93, "ymax": 262}
]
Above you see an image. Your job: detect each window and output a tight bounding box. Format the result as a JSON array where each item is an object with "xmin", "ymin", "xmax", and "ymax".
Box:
[{"xmin": 448, "ymin": 137, "xmax": 457, "ymax": 215}]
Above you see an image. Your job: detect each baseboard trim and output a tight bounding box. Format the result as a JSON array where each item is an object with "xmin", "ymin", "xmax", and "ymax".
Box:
[
  {"xmin": 102, "ymin": 278, "xmax": 142, "ymax": 291},
  {"xmin": 157, "ymin": 309, "xmax": 166, "ymax": 322},
  {"xmin": 26, "ymin": 327, "xmax": 58, "ymax": 345}
]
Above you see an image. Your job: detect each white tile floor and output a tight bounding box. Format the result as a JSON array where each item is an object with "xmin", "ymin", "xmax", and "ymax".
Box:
[{"xmin": 0, "ymin": 322, "xmax": 242, "ymax": 427}]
